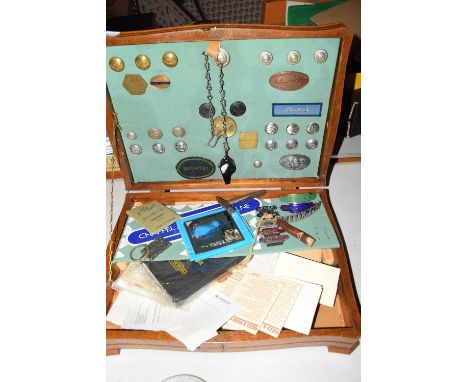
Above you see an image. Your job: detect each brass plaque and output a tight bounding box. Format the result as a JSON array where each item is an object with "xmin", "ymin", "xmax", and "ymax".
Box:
[
  {"xmin": 212, "ymin": 116, "xmax": 237, "ymax": 137},
  {"xmin": 109, "ymin": 56, "xmax": 124, "ymax": 72},
  {"xmin": 150, "ymin": 75, "xmax": 171, "ymax": 89},
  {"xmin": 162, "ymin": 52, "xmax": 178, "ymax": 67},
  {"xmin": 135, "ymin": 54, "xmax": 151, "ymax": 70},
  {"xmin": 122, "ymin": 74, "xmax": 148, "ymax": 95},
  {"xmin": 269, "ymin": 71, "xmax": 309, "ymax": 91},
  {"xmin": 239, "ymin": 132, "xmax": 258, "ymax": 149}
]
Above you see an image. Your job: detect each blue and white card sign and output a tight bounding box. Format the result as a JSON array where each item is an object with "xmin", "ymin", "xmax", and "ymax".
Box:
[{"xmin": 272, "ymin": 103, "xmax": 322, "ymax": 117}]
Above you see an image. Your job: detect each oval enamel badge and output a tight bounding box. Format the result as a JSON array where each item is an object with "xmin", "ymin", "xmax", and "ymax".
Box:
[
  {"xmin": 176, "ymin": 157, "xmax": 216, "ymax": 179},
  {"xmin": 150, "ymin": 75, "xmax": 171, "ymax": 89},
  {"xmin": 269, "ymin": 71, "xmax": 309, "ymax": 91}
]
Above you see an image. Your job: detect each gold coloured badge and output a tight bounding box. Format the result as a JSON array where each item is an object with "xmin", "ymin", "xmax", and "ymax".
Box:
[
  {"xmin": 162, "ymin": 52, "xmax": 178, "ymax": 67},
  {"xmin": 150, "ymin": 75, "xmax": 171, "ymax": 89},
  {"xmin": 212, "ymin": 116, "xmax": 237, "ymax": 137},
  {"xmin": 122, "ymin": 74, "xmax": 148, "ymax": 95},
  {"xmin": 135, "ymin": 54, "xmax": 151, "ymax": 70},
  {"xmin": 239, "ymin": 132, "xmax": 258, "ymax": 149},
  {"xmin": 109, "ymin": 56, "xmax": 124, "ymax": 72}
]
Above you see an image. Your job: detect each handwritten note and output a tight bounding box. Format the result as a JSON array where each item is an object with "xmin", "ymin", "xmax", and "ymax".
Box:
[{"xmin": 126, "ymin": 201, "xmax": 180, "ymax": 235}]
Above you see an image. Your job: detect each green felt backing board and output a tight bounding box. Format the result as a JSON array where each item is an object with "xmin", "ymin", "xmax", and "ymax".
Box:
[
  {"xmin": 113, "ymin": 196, "xmax": 339, "ymax": 263},
  {"xmin": 106, "ymin": 37, "xmax": 340, "ymax": 183}
]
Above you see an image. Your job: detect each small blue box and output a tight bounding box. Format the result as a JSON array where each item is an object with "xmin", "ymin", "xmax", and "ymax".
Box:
[{"xmin": 176, "ymin": 207, "xmax": 254, "ymax": 261}]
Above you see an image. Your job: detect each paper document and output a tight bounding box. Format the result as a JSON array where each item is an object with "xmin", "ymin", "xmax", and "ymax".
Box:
[
  {"xmin": 259, "ymin": 277, "xmax": 302, "ymax": 337},
  {"xmin": 106, "ymin": 287, "xmax": 241, "ymax": 351},
  {"xmin": 126, "ymin": 200, "xmax": 180, "ymax": 235},
  {"xmin": 283, "ymin": 278, "xmax": 322, "ymax": 335},
  {"xmin": 274, "ymin": 252, "xmax": 340, "ymax": 307},
  {"xmin": 215, "ymin": 269, "xmax": 284, "ymax": 335}
]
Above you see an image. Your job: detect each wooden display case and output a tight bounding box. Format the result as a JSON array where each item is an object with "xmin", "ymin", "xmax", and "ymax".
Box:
[{"xmin": 106, "ymin": 23, "xmax": 360, "ymax": 355}]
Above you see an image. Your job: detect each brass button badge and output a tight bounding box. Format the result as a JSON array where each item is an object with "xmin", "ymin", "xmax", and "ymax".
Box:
[
  {"xmin": 135, "ymin": 54, "xmax": 151, "ymax": 70},
  {"xmin": 122, "ymin": 74, "xmax": 148, "ymax": 95},
  {"xmin": 212, "ymin": 115, "xmax": 237, "ymax": 137},
  {"xmin": 148, "ymin": 128, "xmax": 163, "ymax": 139},
  {"xmin": 162, "ymin": 52, "xmax": 178, "ymax": 67},
  {"xmin": 109, "ymin": 56, "xmax": 124, "ymax": 72},
  {"xmin": 150, "ymin": 75, "xmax": 171, "ymax": 89}
]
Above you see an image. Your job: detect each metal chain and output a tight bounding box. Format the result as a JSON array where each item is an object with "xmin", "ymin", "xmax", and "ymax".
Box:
[
  {"xmin": 107, "ymin": 112, "xmax": 120, "ymax": 283},
  {"xmin": 218, "ymin": 64, "xmax": 230, "ymax": 154},
  {"xmin": 202, "ymin": 52, "xmax": 215, "ymax": 139}
]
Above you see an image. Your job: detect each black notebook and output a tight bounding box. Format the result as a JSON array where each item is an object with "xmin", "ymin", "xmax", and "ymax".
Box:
[{"xmin": 146, "ymin": 256, "xmax": 244, "ymax": 304}]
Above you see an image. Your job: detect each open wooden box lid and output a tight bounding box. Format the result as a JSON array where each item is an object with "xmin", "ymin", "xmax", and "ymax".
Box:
[{"xmin": 106, "ymin": 23, "xmax": 353, "ymax": 191}]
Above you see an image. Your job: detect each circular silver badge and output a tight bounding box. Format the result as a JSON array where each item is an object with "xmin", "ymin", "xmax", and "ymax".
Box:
[
  {"xmin": 172, "ymin": 126, "xmax": 186, "ymax": 137},
  {"xmin": 286, "ymin": 123, "xmax": 299, "ymax": 135},
  {"xmin": 175, "ymin": 141, "xmax": 188, "ymax": 152},
  {"xmin": 286, "ymin": 139, "xmax": 298, "ymax": 150},
  {"xmin": 306, "ymin": 123, "xmax": 320, "ymax": 134},
  {"xmin": 265, "ymin": 139, "xmax": 277, "ymax": 151},
  {"xmin": 148, "ymin": 128, "xmax": 163, "ymax": 139},
  {"xmin": 152, "ymin": 143, "xmax": 165, "ymax": 154},
  {"xmin": 129, "ymin": 144, "xmax": 142, "ymax": 155},
  {"xmin": 126, "ymin": 131, "xmax": 137, "ymax": 140},
  {"xmin": 265, "ymin": 122, "xmax": 278, "ymax": 135},
  {"xmin": 260, "ymin": 51, "xmax": 273, "ymax": 65},
  {"xmin": 253, "ymin": 160, "xmax": 262, "ymax": 168},
  {"xmin": 288, "ymin": 50, "xmax": 301, "ymax": 64},
  {"xmin": 314, "ymin": 49, "xmax": 328, "ymax": 64},
  {"xmin": 212, "ymin": 48, "xmax": 230, "ymax": 67},
  {"xmin": 305, "ymin": 139, "xmax": 318, "ymax": 149}
]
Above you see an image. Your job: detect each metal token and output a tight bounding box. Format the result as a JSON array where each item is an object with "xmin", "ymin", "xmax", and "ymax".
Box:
[
  {"xmin": 260, "ymin": 51, "xmax": 273, "ymax": 65},
  {"xmin": 286, "ymin": 123, "xmax": 299, "ymax": 135},
  {"xmin": 122, "ymin": 74, "xmax": 148, "ymax": 95},
  {"xmin": 269, "ymin": 71, "xmax": 309, "ymax": 91},
  {"xmin": 279, "ymin": 154, "xmax": 311, "ymax": 170},
  {"xmin": 288, "ymin": 50, "xmax": 301, "ymax": 64},
  {"xmin": 265, "ymin": 122, "xmax": 278, "ymax": 135},
  {"xmin": 265, "ymin": 139, "xmax": 277, "ymax": 151},
  {"xmin": 152, "ymin": 143, "xmax": 165, "ymax": 154},
  {"xmin": 162, "ymin": 51, "xmax": 178, "ymax": 67},
  {"xmin": 230, "ymin": 101, "xmax": 246, "ymax": 117},
  {"xmin": 199, "ymin": 103, "xmax": 215, "ymax": 119},
  {"xmin": 126, "ymin": 131, "xmax": 137, "ymax": 140},
  {"xmin": 129, "ymin": 144, "xmax": 142, "ymax": 155},
  {"xmin": 305, "ymin": 139, "xmax": 318, "ymax": 149},
  {"xmin": 253, "ymin": 160, "xmax": 262, "ymax": 168},
  {"xmin": 314, "ymin": 49, "xmax": 328, "ymax": 64},
  {"xmin": 109, "ymin": 56, "xmax": 124, "ymax": 72},
  {"xmin": 135, "ymin": 54, "xmax": 151, "ymax": 70},
  {"xmin": 150, "ymin": 75, "xmax": 170, "ymax": 89},
  {"xmin": 307, "ymin": 123, "xmax": 320, "ymax": 134},
  {"xmin": 286, "ymin": 139, "xmax": 298, "ymax": 150},
  {"xmin": 147, "ymin": 128, "xmax": 163, "ymax": 139},
  {"xmin": 212, "ymin": 48, "xmax": 230, "ymax": 67},
  {"xmin": 172, "ymin": 126, "xmax": 186, "ymax": 137},
  {"xmin": 212, "ymin": 116, "xmax": 237, "ymax": 137},
  {"xmin": 175, "ymin": 141, "xmax": 188, "ymax": 152}
]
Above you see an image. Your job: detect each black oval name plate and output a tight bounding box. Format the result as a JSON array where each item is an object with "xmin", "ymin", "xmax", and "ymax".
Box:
[{"xmin": 176, "ymin": 157, "xmax": 216, "ymax": 179}]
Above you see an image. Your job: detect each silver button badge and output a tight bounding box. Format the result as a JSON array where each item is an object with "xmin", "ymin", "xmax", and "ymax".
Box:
[
  {"xmin": 126, "ymin": 131, "xmax": 137, "ymax": 140},
  {"xmin": 148, "ymin": 128, "xmax": 163, "ymax": 139},
  {"xmin": 288, "ymin": 50, "xmax": 301, "ymax": 64},
  {"xmin": 286, "ymin": 123, "xmax": 299, "ymax": 135},
  {"xmin": 260, "ymin": 51, "xmax": 273, "ymax": 65},
  {"xmin": 265, "ymin": 139, "xmax": 277, "ymax": 151},
  {"xmin": 305, "ymin": 139, "xmax": 318, "ymax": 149},
  {"xmin": 129, "ymin": 144, "xmax": 142, "ymax": 155},
  {"xmin": 314, "ymin": 49, "xmax": 328, "ymax": 64},
  {"xmin": 152, "ymin": 143, "xmax": 165, "ymax": 154},
  {"xmin": 175, "ymin": 141, "xmax": 188, "ymax": 152},
  {"xmin": 253, "ymin": 160, "xmax": 262, "ymax": 168},
  {"xmin": 286, "ymin": 139, "xmax": 298, "ymax": 150},
  {"xmin": 306, "ymin": 123, "xmax": 320, "ymax": 134},
  {"xmin": 265, "ymin": 122, "xmax": 278, "ymax": 134}
]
